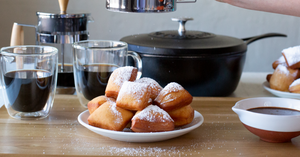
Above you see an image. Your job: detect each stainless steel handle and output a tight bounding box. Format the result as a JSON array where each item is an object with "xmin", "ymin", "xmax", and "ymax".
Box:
[
  {"xmin": 171, "ymin": 17, "xmax": 193, "ymax": 36},
  {"xmin": 176, "ymin": 0, "xmax": 197, "ymax": 3},
  {"xmin": 14, "ymin": 23, "xmax": 38, "ymax": 45},
  {"xmin": 14, "ymin": 23, "xmax": 36, "ymax": 28}
]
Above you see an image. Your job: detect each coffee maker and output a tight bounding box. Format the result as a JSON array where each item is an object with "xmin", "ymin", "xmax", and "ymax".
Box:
[{"xmin": 12, "ymin": 0, "xmax": 93, "ymax": 94}]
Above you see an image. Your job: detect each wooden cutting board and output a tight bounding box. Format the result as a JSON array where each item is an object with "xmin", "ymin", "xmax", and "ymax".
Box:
[{"xmin": 0, "ymin": 95, "xmax": 300, "ymax": 157}]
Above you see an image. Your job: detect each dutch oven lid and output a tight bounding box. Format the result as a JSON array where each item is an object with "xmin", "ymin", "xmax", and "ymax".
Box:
[{"xmin": 120, "ymin": 18, "xmax": 247, "ymax": 56}]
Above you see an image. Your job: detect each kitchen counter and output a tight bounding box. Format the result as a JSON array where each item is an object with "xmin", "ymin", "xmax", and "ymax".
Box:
[
  {"xmin": 230, "ymin": 72, "xmax": 273, "ymax": 97},
  {"xmin": 1, "ymin": 72, "xmax": 300, "ymax": 157}
]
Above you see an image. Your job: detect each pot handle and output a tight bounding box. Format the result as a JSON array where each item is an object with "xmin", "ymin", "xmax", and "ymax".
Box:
[
  {"xmin": 242, "ymin": 33, "xmax": 287, "ymax": 45},
  {"xmin": 177, "ymin": 0, "xmax": 197, "ymax": 3},
  {"xmin": 128, "ymin": 51, "xmax": 142, "ymax": 79}
]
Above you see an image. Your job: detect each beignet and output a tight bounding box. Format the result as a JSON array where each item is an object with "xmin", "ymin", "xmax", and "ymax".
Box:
[
  {"xmin": 116, "ymin": 81, "xmax": 151, "ymax": 111},
  {"xmin": 154, "ymin": 82, "xmax": 193, "ymax": 112},
  {"xmin": 269, "ymin": 64, "xmax": 300, "ymax": 92},
  {"xmin": 135, "ymin": 77, "xmax": 163, "ymax": 100},
  {"xmin": 168, "ymin": 105, "xmax": 194, "ymax": 127},
  {"xmin": 266, "ymin": 74, "xmax": 272, "ymax": 82},
  {"xmin": 105, "ymin": 66, "xmax": 138, "ymax": 99},
  {"xmin": 289, "ymin": 78, "xmax": 300, "ymax": 93},
  {"xmin": 88, "ymin": 101, "xmax": 134, "ymax": 131},
  {"xmin": 282, "ymin": 46, "xmax": 300, "ymax": 69},
  {"xmin": 87, "ymin": 95, "xmax": 115, "ymax": 114},
  {"xmin": 131, "ymin": 105, "xmax": 175, "ymax": 132},
  {"xmin": 272, "ymin": 56, "xmax": 287, "ymax": 69}
]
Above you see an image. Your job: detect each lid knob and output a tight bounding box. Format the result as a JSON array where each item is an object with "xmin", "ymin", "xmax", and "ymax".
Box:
[
  {"xmin": 171, "ymin": 17, "xmax": 193, "ymax": 37},
  {"xmin": 58, "ymin": 0, "xmax": 69, "ymax": 14}
]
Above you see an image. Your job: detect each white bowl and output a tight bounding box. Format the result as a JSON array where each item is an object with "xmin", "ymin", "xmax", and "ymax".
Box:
[{"xmin": 232, "ymin": 97, "xmax": 300, "ymax": 142}]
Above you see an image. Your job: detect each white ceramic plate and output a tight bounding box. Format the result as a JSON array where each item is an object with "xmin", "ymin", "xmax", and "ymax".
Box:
[
  {"xmin": 78, "ymin": 110, "xmax": 204, "ymax": 142},
  {"xmin": 263, "ymin": 81, "xmax": 300, "ymax": 99}
]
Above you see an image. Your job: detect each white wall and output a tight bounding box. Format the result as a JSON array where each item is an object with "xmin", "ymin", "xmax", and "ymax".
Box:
[{"xmin": 1, "ymin": 0, "xmax": 299, "ymax": 72}]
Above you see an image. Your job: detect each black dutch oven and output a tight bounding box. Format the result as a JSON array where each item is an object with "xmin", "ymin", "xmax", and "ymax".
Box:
[{"xmin": 120, "ymin": 18, "xmax": 286, "ymax": 96}]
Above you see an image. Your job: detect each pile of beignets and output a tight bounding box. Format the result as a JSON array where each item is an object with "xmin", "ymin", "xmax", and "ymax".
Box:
[
  {"xmin": 87, "ymin": 66, "xmax": 194, "ymax": 132},
  {"xmin": 267, "ymin": 45, "xmax": 300, "ymax": 93}
]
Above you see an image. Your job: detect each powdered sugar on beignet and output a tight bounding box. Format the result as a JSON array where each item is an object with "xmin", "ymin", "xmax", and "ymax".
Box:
[
  {"xmin": 289, "ymin": 78, "xmax": 300, "ymax": 93},
  {"xmin": 105, "ymin": 66, "xmax": 137, "ymax": 99},
  {"xmin": 135, "ymin": 77, "xmax": 162, "ymax": 100},
  {"xmin": 290, "ymin": 78, "xmax": 300, "ymax": 87},
  {"xmin": 156, "ymin": 82, "xmax": 184, "ymax": 102},
  {"xmin": 87, "ymin": 95, "xmax": 116, "ymax": 114},
  {"xmin": 88, "ymin": 101, "xmax": 134, "ymax": 131},
  {"xmin": 276, "ymin": 64, "xmax": 290, "ymax": 76},
  {"xmin": 154, "ymin": 82, "xmax": 193, "ymax": 111},
  {"xmin": 109, "ymin": 102, "xmax": 123, "ymax": 124},
  {"xmin": 272, "ymin": 56, "xmax": 287, "ymax": 69},
  {"xmin": 132, "ymin": 105, "xmax": 173, "ymax": 123},
  {"xmin": 282, "ymin": 46, "xmax": 300, "ymax": 69},
  {"xmin": 116, "ymin": 81, "xmax": 151, "ymax": 111},
  {"xmin": 112, "ymin": 66, "xmax": 135, "ymax": 86},
  {"xmin": 131, "ymin": 105, "xmax": 175, "ymax": 132},
  {"xmin": 270, "ymin": 64, "xmax": 300, "ymax": 92}
]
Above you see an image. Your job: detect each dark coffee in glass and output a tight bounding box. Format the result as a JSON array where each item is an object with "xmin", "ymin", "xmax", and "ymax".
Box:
[
  {"xmin": 76, "ymin": 64, "xmax": 118, "ymax": 100},
  {"xmin": 57, "ymin": 64, "xmax": 75, "ymax": 87},
  {"xmin": 4, "ymin": 70, "xmax": 53, "ymax": 112}
]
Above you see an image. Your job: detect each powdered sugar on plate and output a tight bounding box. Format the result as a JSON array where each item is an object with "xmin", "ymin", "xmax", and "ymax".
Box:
[{"xmin": 132, "ymin": 105, "xmax": 173, "ymax": 123}]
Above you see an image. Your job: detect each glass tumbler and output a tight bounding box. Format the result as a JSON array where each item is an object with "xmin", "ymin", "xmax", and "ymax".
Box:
[
  {"xmin": 73, "ymin": 40, "xmax": 142, "ymax": 107},
  {"xmin": 0, "ymin": 45, "xmax": 58, "ymax": 119}
]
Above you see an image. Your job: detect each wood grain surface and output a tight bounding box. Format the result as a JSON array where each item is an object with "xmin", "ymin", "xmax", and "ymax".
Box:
[{"xmin": 0, "ymin": 95, "xmax": 300, "ymax": 157}]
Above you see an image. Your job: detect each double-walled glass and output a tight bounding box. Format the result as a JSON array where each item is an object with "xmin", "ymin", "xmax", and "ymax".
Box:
[
  {"xmin": 73, "ymin": 40, "xmax": 142, "ymax": 107},
  {"xmin": 0, "ymin": 46, "xmax": 58, "ymax": 120}
]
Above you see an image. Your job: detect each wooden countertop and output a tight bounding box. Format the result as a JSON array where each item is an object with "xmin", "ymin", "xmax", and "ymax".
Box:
[{"xmin": 1, "ymin": 95, "xmax": 300, "ymax": 157}]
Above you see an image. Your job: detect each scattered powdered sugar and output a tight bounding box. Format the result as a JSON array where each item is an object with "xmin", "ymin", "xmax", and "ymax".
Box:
[
  {"xmin": 282, "ymin": 45, "xmax": 300, "ymax": 66},
  {"xmin": 132, "ymin": 105, "xmax": 173, "ymax": 122},
  {"xmin": 109, "ymin": 102, "xmax": 122, "ymax": 124},
  {"xmin": 290, "ymin": 78, "xmax": 300, "ymax": 88},
  {"xmin": 117, "ymin": 81, "xmax": 149, "ymax": 103},
  {"xmin": 276, "ymin": 64, "xmax": 289, "ymax": 76},
  {"xmin": 112, "ymin": 66, "xmax": 134, "ymax": 86},
  {"xmin": 135, "ymin": 77, "xmax": 162, "ymax": 90}
]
